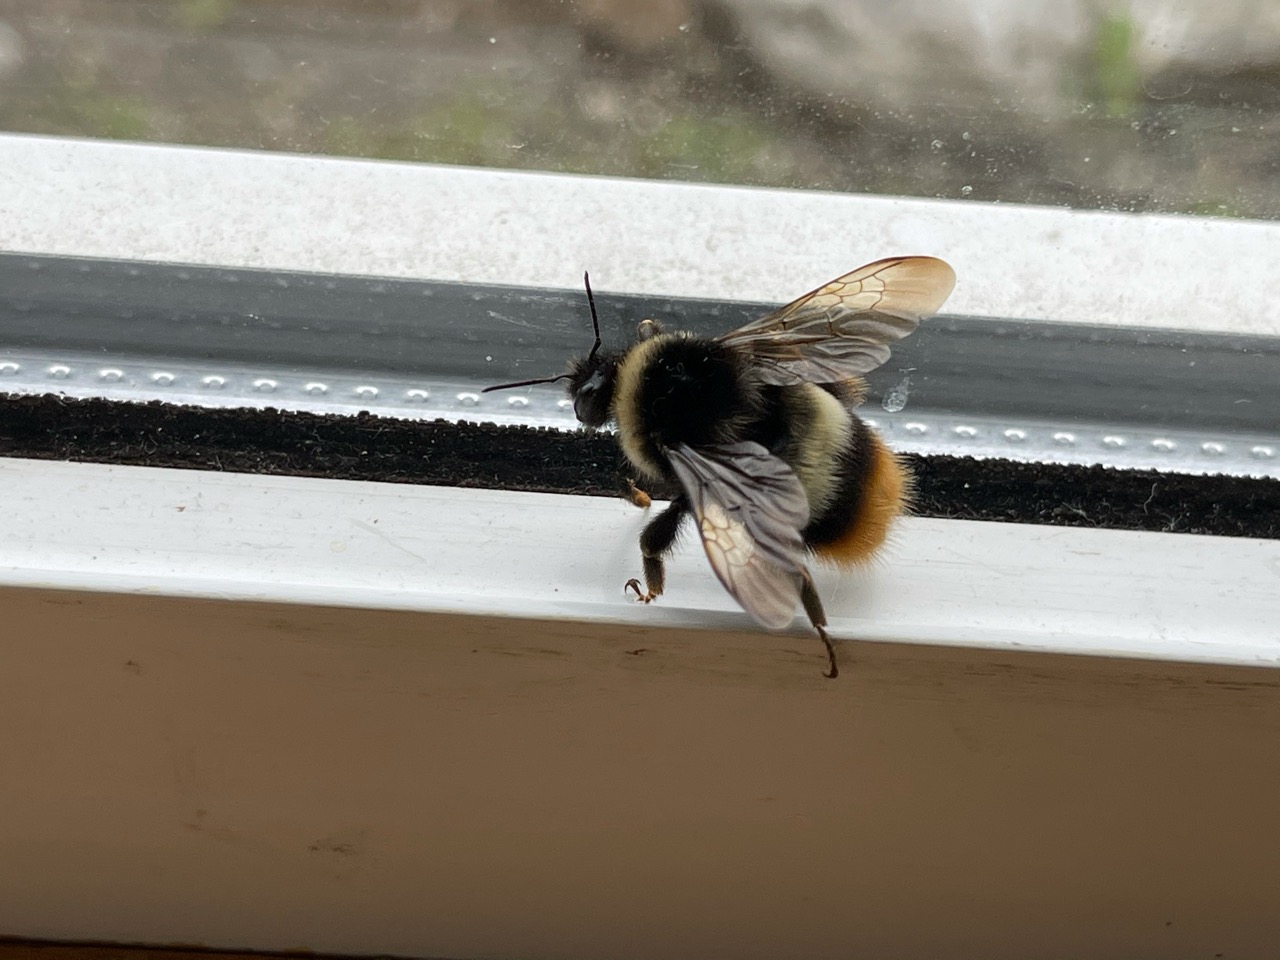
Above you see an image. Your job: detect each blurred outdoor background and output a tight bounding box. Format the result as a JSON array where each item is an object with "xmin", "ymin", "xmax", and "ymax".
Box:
[{"xmin": 0, "ymin": 0, "xmax": 1277, "ymax": 218}]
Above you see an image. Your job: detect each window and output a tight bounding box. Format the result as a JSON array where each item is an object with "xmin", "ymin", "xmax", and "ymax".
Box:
[{"xmin": 3, "ymin": 5, "xmax": 1279, "ymax": 957}]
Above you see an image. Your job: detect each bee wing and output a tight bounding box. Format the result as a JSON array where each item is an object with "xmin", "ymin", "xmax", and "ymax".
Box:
[
  {"xmin": 666, "ymin": 442, "xmax": 810, "ymax": 630},
  {"xmin": 718, "ymin": 256, "xmax": 956, "ymax": 386}
]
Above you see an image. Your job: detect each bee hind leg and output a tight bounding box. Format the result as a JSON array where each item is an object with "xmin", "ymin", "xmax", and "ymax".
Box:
[
  {"xmin": 624, "ymin": 496, "xmax": 687, "ymax": 603},
  {"xmin": 799, "ymin": 567, "xmax": 838, "ymax": 680}
]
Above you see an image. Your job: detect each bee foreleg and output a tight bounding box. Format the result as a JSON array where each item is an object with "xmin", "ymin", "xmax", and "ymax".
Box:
[
  {"xmin": 799, "ymin": 567, "xmax": 838, "ymax": 680},
  {"xmin": 624, "ymin": 496, "xmax": 687, "ymax": 603}
]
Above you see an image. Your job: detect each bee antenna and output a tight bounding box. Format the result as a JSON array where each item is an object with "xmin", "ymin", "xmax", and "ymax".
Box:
[
  {"xmin": 481, "ymin": 373, "xmax": 570, "ymax": 394},
  {"xmin": 583, "ymin": 270, "xmax": 602, "ymax": 363},
  {"xmin": 482, "ymin": 271, "xmax": 602, "ymax": 394}
]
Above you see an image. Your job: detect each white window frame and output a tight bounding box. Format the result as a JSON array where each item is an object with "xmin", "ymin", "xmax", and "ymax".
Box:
[{"xmin": 3, "ymin": 135, "xmax": 1280, "ymax": 957}]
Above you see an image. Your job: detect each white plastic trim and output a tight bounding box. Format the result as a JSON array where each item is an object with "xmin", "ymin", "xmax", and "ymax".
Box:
[
  {"xmin": 3, "ymin": 457, "xmax": 1276, "ymax": 669},
  {"xmin": 2, "ymin": 133, "xmax": 1278, "ymax": 335}
]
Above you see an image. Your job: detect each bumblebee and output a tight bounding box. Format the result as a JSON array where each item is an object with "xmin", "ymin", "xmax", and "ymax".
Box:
[{"xmin": 485, "ymin": 256, "xmax": 956, "ymax": 678}]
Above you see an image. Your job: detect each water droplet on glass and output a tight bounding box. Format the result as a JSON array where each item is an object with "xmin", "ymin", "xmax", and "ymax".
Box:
[
  {"xmin": 904, "ymin": 422, "xmax": 928, "ymax": 435},
  {"xmin": 953, "ymin": 425, "xmax": 977, "ymax": 438},
  {"xmin": 253, "ymin": 378, "xmax": 278, "ymax": 392},
  {"xmin": 1151, "ymin": 438, "xmax": 1176, "ymax": 452},
  {"xmin": 881, "ymin": 376, "xmax": 911, "ymax": 413},
  {"xmin": 457, "ymin": 392, "xmax": 481, "ymax": 406},
  {"xmin": 1052, "ymin": 432, "xmax": 1076, "ymax": 445},
  {"xmin": 151, "ymin": 371, "xmax": 176, "ymax": 386},
  {"xmin": 202, "ymin": 375, "xmax": 227, "ymax": 389},
  {"xmin": 930, "ymin": 139, "xmax": 943, "ymax": 151},
  {"xmin": 405, "ymin": 388, "xmax": 430, "ymax": 401},
  {"xmin": 1003, "ymin": 429, "xmax": 1026, "ymax": 442},
  {"xmin": 304, "ymin": 382, "xmax": 328, "ymax": 395},
  {"xmin": 1102, "ymin": 435, "xmax": 1126, "ymax": 448},
  {"xmin": 48, "ymin": 364, "xmax": 72, "ymax": 379},
  {"xmin": 1250, "ymin": 445, "xmax": 1275, "ymax": 459},
  {"xmin": 1201, "ymin": 441, "xmax": 1225, "ymax": 456},
  {"xmin": 507, "ymin": 396, "xmax": 529, "ymax": 408},
  {"xmin": 0, "ymin": 362, "xmax": 22, "ymax": 376},
  {"xmin": 354, "ymin": 385, "xmax": 378, "ymax": 399},
  {"xmin": 960, "ymin": 185, "xmax": 973, "ymax": 196}
]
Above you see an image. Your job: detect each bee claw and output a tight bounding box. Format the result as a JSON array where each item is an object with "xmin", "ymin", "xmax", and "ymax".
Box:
[{"xmin": 624, "ymin": 578, "xmax": 658, "ymax": 603}]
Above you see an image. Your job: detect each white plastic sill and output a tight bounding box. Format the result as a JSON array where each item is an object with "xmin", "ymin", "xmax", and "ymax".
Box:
[
  {"xmin": 4, "ymin": 457, "xmax": 1277, "ymax": 670},
  {"xmin": 1, "ymin": 132, "xmax": 1278, "ymax": 335}
]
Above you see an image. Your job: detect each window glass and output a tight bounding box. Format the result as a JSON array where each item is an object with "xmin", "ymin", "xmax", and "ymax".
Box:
[{"xmin": 1, "ymin": 0, "xmax": 1276, "ymax": 217}]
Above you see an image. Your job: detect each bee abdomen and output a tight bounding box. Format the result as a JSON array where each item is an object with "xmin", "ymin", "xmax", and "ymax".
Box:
[{"xmin": 804, "ymin": 419, "xmax": 911, "ymax": 567}]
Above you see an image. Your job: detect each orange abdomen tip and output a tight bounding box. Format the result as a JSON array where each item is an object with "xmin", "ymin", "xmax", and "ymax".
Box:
[{"xmin": 815, "ymin": 433, "xmax": 912, "ymax": 568}]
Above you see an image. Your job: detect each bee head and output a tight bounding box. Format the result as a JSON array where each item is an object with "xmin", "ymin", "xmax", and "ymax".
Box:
[
  {"xmin": 566, "ymin": 350, "xmax": 619, "ymax": 427},
  {"xmin": 481, "ymin": 271, "xmax": 617, "ymax": 427}
]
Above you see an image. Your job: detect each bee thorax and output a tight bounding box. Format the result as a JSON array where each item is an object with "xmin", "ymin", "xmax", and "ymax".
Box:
[{"xmin": 613, "ymin": 333, "xmax": 758, "ymax": 479}]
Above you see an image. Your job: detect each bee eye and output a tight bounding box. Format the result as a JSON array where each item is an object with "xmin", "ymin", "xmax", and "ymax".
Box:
[{"xmin": 573, "ymin": 368, "xmax": 613, "ymax": 426}]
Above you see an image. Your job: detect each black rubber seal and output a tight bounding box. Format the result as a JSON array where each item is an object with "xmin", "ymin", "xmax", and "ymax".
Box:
[{"xmin": 2, "ymin": 392, "xmax": 1276, "ymax": 540}]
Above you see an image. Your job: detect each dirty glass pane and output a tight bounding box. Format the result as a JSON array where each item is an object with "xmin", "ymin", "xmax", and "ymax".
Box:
[{"xmin": 0, "ymin": 0, "xmax": 1276, "ymax": 218}]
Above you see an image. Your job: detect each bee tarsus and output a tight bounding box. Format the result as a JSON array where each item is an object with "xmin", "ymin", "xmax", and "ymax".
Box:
[
  {"xmin": 799, "ymin": 567, "xmax": 838, "ymax": 679},
  {"xmin": 624, "ymin": 578, "xmax": 659, "ymax": 603},
  {"xmin": 816, "ymin": 626, "xmax": 839, "ymax": 680},
  {"xmin": 624, "ymin": 479, "xmax": 652, "ymax": 509}
]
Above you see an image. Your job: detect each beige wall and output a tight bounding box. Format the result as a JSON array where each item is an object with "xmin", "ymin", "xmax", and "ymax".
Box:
[{"xmin": 3, "ymin": 586, "xmax": 1279, "ymax": 959}]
